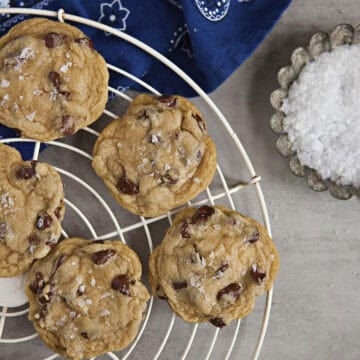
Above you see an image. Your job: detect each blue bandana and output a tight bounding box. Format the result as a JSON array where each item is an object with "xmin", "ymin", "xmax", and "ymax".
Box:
[{"xmin": 0, "ymin": 0, "xmax": 291, "ymax": 158}]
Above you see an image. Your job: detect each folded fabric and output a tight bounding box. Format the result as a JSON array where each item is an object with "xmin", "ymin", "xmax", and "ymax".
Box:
[{"xmin": 0, "ymin": 0, "xmax": 291, "ymax": 158}]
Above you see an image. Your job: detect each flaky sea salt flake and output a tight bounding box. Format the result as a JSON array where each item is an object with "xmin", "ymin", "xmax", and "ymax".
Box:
[{"xmin": 25, "ymin": 111, "xmax": 36, "ymax": 121}]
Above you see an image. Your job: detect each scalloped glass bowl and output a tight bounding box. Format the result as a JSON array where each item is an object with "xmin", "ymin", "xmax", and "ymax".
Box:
[{"xmin": 270, "ymin": 24, "xmax": 360, "ymax": 200}]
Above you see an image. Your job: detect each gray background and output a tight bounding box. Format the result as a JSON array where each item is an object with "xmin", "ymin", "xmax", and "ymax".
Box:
[
  {"xmin": 2, "ymin": 1, "xmax": 360, "ymax": 359},
  {"xmin": 210, "ymin": 1, "xmax": 360, "ymax": 359}
]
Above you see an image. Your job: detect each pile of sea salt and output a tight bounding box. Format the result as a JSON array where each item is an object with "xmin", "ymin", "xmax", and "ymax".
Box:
[{"xmin": 282, "ymin": 45, "xmax": 360, "ymax": 188}]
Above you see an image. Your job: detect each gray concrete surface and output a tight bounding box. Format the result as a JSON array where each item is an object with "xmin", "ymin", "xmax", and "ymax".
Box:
[
  {"xmin": 2, "ymin": 1, "xmax": 360, "ymax": 359},
  {"xmin": 210, "ymin": 1, "xmax": 360, "ymax": 359}
]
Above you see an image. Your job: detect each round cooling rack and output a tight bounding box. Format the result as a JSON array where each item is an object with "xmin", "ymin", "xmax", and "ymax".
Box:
[{"xmin": 0, "ymin": 8, "xmax": 274, "ymax": 360}]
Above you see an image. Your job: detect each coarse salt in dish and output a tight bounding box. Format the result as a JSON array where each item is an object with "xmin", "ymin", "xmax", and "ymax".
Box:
[{"xmin": 282, "ymin": 44, "xmax": 360, "ymax": 188}]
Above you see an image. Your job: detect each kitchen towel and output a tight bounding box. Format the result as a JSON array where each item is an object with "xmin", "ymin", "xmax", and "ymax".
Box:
[{"xmin": 0, "ymin": 0, "xmax": 291, "ymax": 158}]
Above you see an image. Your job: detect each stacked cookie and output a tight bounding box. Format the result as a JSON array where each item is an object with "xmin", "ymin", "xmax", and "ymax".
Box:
[{"xmin": 0, "ymin": 17, "xmax": 280, "ymax": 360}]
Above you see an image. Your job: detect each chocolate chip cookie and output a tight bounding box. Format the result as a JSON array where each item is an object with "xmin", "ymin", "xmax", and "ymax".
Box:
[
  {"xmin": 0, "ymin": 144, "xmax": 64, "ymax": 277},
  {"xmin": 92, "ymin": 94, "xmax": 217, "ymax": 217},
  {"xmin": 25, "ymin": 238, "xmax": 150, "ymax": 360},
  {"xmin": 0, "ymin": 18, "xmax": 109, "ymax": 141},
  {"xmin": 149, "ymin": 205, "xmax": 279, "ymax": 327}
]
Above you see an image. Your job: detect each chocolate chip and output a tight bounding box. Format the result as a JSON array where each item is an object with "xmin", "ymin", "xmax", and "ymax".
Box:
[
  {"xmin": 61, "ymin": 114, "xmax": 75, "ymax": 135},
  {"xmin": 217, "ymin": 283, "xmax": 242, "ymax": 301},
  {"xmin": 181, "ymin": 221, "xmax": 190, "ymax": 238},
  {"xmin": 111, "ymin": 274, "xmax": 131, "ymax": 296},
  {"xmin": 0, "ymin": 222, "xmax": 7, "ymax": 239},
  {"xmin": 193, "ymin": 114, "xmax": 207, "ymax": 133},
  {"xmin": 250, "ymin": 267, "xmax": 266, "ymax": 285},
  {"xmin": 196, "ymin": 150, "xmax": 202, "ymax": 161},
  {"xmin": 55, "ymin": 254, "xmax": 66, "ymax": 272},
  {"xmin": 91, "ymin": 249, "xmax": 116, "ymax": 265},
  {"xmin": 28, "ymin": 234, "xmax": 41, "ymax": 245},
  {"xmin": 190, "ymin": 206, "xmax": 215, "ymax": 224},
  {"xmin": 157, "ymin": 95, "xmax": 177, "ymax": 107},
  {"xmin": 36, "ymin": 213, "xmax": 53, "ymax": 230},
  {"xmin": 59, "ymin": 90, "xmax": 71, "ymax": 99},
  {"xmin": 44, "ymin": 33, "xmax": 65, "ymax": 48},
  {"xmin": 38, "ymin": 306, "xmax": 47, "ymax": 319},
  {"xmin": 215, "ymin": 262, "xmax": 229, "ymax": 278},
  {"xmin": 15, "ymin": 161, "xmax": 36, "ymax": 180},
  {"xmin": 92, "ymin": 240, "xmax": 104, "ymax": 244},
  {"xmin": 29, "ymin": 272, "xmax": 44, "ymax": 294},
  {"xmin": 80, "ymin": 332, "xmax": 89, "ymax": 339},
  {"xmin": 209, "ymin": 317, "xmax": 226, "ymax": 328},
  {"xmin": 37, "ymin": 292, "xmax": 51, "ymax": 306},
  {"xmin": 77, "ymin": 284, "xmax": 85, "ymax": 296},
  {"xmin": 246, "ymin": 229, "xmax": 259, "ymax": 244},
  {"xmin": 75, "ymin": 38, "xmax": 94, "ymax": 48},
  {"xmin": 49, "ymin": 71, "xmax": 61, "ymax": 88},
  {"xmin": 161, "ymin": 174, "xmax": 178, "ymax": 186},
  {"xmin": 45, "ymin": 240, "xmax": 57, "ymax": 249},
  {"xmin": 173, "ymin": 280, "xmax": 187, "ymax": 290},
  {"xmin": 117, "ymin": 171, "xmax": 139, "ymax": 195},
  {"xmin": 156, "ymin": 285, "xmax": 168, "ymax": 301},
  {"xmin": 54, "ymin": 204, "xmax": 63, "ymax": 219}
]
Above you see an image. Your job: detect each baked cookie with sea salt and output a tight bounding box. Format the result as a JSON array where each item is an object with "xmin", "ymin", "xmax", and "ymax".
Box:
[
  {"xmin": 92, "ymin": 94, "xmax": 217, "ymax": 217},
  {"xmin": 0, "ymin": 18, "xmax": 109, "ymax": 141},
  {"xmin": 149, "ymin": 205, "xmax": 279, "ymax": 327},
  {"xmin": 0, "ymin": 143, "xmax": 64, "ymax": 277},
  {"xmin": 25, "ymin": 238, "xmax": 150, "ymax": 360}
]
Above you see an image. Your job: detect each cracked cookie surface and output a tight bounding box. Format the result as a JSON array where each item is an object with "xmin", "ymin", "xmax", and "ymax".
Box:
[
  {"xmin": 25, "ymin": 238, "xmax": 150, "ymax": 360},
  {"xmin": 0, "ymin": 18, "xmax": 109, "ymax": 141},
  {"xmin": 0, "ymin": 143, "xmax": 64, "ymax": 277},
  {"xmin": 149, "ymin": 205, "xmax": 279, "ymax": 327},
  {"xmin": 92, "ymin": 94, "xmax": 217, "ymax": 217}
]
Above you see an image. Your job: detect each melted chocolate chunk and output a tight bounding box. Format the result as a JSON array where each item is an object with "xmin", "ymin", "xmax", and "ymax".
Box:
[
  {"xmin": 75, "ymin": 38, "xmax": 94, "ymax": 48},
  {"xmin": 117, "ymin": 171, "xmax": 139, "ymax": 195},
  {"xmin": 215, "ymin": 262, "xmax": 229, "ymax": 278},
  {"xmin": 181, "ymin": 221, "xmax": 190, "ymax": 238},
  {"xmin": 0, "ymin": 222, "xmax": 7, "ymax": 239},
  {"xmin": 250, "ymin": 267, "xmax": 266, "ymax": 285},
  {"xmin": 111, "ymin": 274, "xmax": 131, "ymax": 296},
  {"xmin": 54, "ymin": 204, "xmax": 63, "ymax": 219},
  {"xmin": 28, "ymin": 234, "xmax": 41, "ymax": 245},
  {"xmin": 80, "ymin": 332, "xmax": 89, "ymax": 339},
  {"xmin": 29, "ymin": 272, "xmax": 44, "ymax": 294},
  {"xmin": 15, "ymin": 161, "xmax": 36, "ymax": 180},
  {"xmin": 44, "ymin": 32, "xmax": 65, "ymax": 48},
  {"xmin": 92, "ymin": 240, "xmax": 105, "ymax": 244},
  {"xmin": 190, "ymin": 206, "xmax": 215, "ymax": 224},
  {"xmin": 195, "ymin": 150, "xmax": 202, "ymax": 161},
  {"xmin": 209, "ymin": 317, "xmax": 226, "ymax": 328},
  {"xmin": 173, "ymin": 280, "xmax": 187, "ymax": 290},
  {"xmin": 157, "ymin": 95, "xmax": 177, "ymax": 107},
  {"xmin": 36, "ymin": 213, "xmax": 53, "ymax": 230},
  {"xmin": 246, "ymin": 229, "xmax": 259, "ymax": 244},
  {"xmin": 156, "ymin": 285, "xmax": 168, "ymax": 301},
  {"xmin": 91, "ymin": 249, "xmax": 116, "ymax": 265},
  {"xmin": 45, "ymin": 240, "xmax": 57, "ymax": 249},
  {"xmin": 161, "ymin": 174, "xmax": 178, "ymax": 186},
  {"xmin": 61, "ymin": 114, "xmax": 75, "ymax": 135},
  {"xmin": 60, "ymin": 90, "xmax": 71, "ymax": 99},
  {"xmin": 217, "ymin": 283, "xmax": 242, "ymax": 301},
  {"xmin": 49, "ymin": 71, "xmax": 61, "ymax": 88},
  {"xmin": 55, "ymin": 254, "xmax": 66, "ymax": 272},
  {"xmin": 77, "ymin": 285, "xmax": 85, "ymax": 296},
  {"xmin": 193, "ymin": 114, "xmax": 207, "ymax": 133}
]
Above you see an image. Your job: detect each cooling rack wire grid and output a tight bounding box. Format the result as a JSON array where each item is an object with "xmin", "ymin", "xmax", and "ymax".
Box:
[{"xmin": 0, "ymin": 7, "xmax": 273, "ymax": 360}]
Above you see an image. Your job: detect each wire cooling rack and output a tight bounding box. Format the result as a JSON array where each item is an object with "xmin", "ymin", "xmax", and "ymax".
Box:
[{"xmin": 0, "ymin": 8, "xmax": 274, "ymax": 360}]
